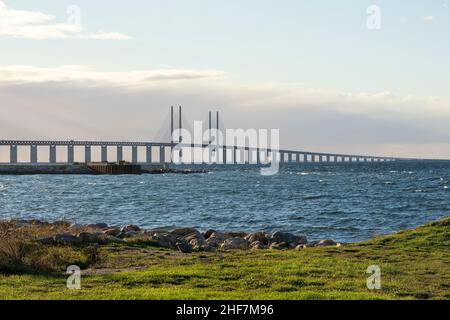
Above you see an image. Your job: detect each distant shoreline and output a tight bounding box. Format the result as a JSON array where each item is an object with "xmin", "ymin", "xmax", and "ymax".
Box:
[{"xmin": 0, "ymin": 164, "xmax": 205, "ymax": 175}]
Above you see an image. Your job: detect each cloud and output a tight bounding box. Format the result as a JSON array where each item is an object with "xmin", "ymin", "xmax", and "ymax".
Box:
[
  {"xmin": 0, "ymin": 65, "xmax": 224, "ymax": 87},
  {"xmin": 423, "ymin": 15, "xmax": 434, "ymax": 22},
  {"xmin": 1, "ymin": 64, "xmax": 450, "ymax": 158},
  {"xmin": 0, "ymin": 1, "xmax": 131, "ymax": 40}
]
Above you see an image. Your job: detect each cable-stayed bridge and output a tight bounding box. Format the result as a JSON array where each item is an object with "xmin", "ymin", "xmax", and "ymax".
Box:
[{"xmin": 0, "ymin": 107, "xmax": 435, "ymax": 165}]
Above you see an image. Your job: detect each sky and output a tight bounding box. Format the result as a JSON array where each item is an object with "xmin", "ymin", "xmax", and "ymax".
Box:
[{"xmin": 0, "ymin": 0, "xmax": 450, "ymax": 159}]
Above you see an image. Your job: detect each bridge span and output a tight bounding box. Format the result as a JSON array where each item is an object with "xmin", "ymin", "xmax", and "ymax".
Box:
[
  {"xmin": 0, "ymin": 107, "xmax": 433, "ymax": 165},
  {"xmin": 0, "ymin": 139, "xmax": 413, "ymax": 165}
]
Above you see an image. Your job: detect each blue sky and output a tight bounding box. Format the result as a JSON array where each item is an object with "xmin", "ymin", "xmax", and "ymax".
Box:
[
  {"xmin": 1, "ymin": 1, "xmax": 450, "ymax": 158},
  {"xmin": 2, "ymin": 0, "xmax": 449, "ymax": 96}
]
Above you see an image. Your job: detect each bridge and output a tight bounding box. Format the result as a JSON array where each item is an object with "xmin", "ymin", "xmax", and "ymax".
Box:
[{"xmin": 0, "ymin": 107, "xmax": 429, "ymax": 166}]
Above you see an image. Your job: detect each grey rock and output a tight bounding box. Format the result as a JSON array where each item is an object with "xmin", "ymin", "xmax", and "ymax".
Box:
[
  {"xmin": 199, "ymin": 245, "xmax": 217, "ymax": 252},
  {"xmin": 77, "ymin": 232, "xmax": 101, "ymax": 244},
  {"xmin": 86, "ymin": 223, "xmax": 108, "ymax": 229},
  {"xmin": 117, "ymin": 231, "xmax": 141, "ymax": 239},
  {"xmin": 151, "ymin": 233, "xmax": 178, "ymax": 248},
  {"xmin": 53, "ymin": 221, "xmax": 72, "ymax": 228},
  {"xmin": 204, "ymin": 229, "xmax": 217, "ymax": 239},
  {"xmin": 225, "ymin": 232, "xmax": 247, "ymax": 238},
  {"xmin": 54, "ymin": 234, "xmax": 81, "ymax": 244},
  {"xmin": 176, "ymin": 241, "xmax": 193, "ymax": 253},
  {"xmin": 220, "ymin": 237, "xmax": 249, "ymax": 250},
  {"xmin": 189, "ymin": 238, "xmax": 206, "ymax": 247},
  {"xmin": 250, "ymin": 241, "xmax": 268, "ymax": 250},
  {"xmin": 171, "ymin": 228, "xmax": 201, "ymax": 237},
  {"xmin": 269, "ymin": 242, "xmax": 290, "ymax": 250},
  {"xmin": 122, "ymin": 225, "xmax": 141, "ymax": 233},
  {"xmin": 103, "ymin": 227, "xmax": 121, "ymax": 237},
  {"xmin": 206, "ymin": 232, "xmax": 226, "ymax": 247},
  {"xmin": 70, "ymin": 223, "xmax": 84, "ymax": 229},
  {"xmin": 269, "ymin": 232, "xmax": 307, "ymax": 247},
  {"xmin": 245, "ymin": 232, "xmax": 268, "ymax": 245}
]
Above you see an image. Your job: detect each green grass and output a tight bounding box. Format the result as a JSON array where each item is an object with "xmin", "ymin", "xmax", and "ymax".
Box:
[{"xmin": 1, "ymin": 218, "xmax": 449, "ymax": 300}]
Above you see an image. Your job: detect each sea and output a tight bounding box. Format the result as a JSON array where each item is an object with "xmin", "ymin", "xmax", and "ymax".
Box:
[{"xmin": 0, "ymin": 161, "xmax": 449, "ymax": 243}]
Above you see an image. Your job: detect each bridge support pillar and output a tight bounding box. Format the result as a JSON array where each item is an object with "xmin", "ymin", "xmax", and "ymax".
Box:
[
  {"xmin": 49, "ymin": 145, "xmax": 56, "ymax": 163},
  {"xmin": 132, "ymin": 146, "xmax": 138, "ymax": 164},
  {"xmin": 233, "ymin": 146, "xmax": 237, "ymax": 164},
  {"xmin": 117, "ymin": 146, "xmax": 123, "ymax": 162},
  {"xmin": 160, "ymin": 146, "xmax": 165, "ymax": 164},
  {"xmin": 223, "ymin": 146, "xmax": 227, "ymax": 164},
  {"xmin": 10, "ymin": 145, "xmax": 17, "ymax": 164},
  {"xmin": 101, "ymin": 146, "xmax": 108, "ymax": 162},
  {"xmin": 30, "ymin": 145, "xmax": 38, "ymax": 164},
  {"xmin": 85, "ymin": 146, "xmax": 91, "ymax": 163},
  {"xmin": 146, "ymin": 145, "xmax": 152, "ymax": 163},
  {"xmin": 68, "ymin": 145, "xmax": 74, "ymax": 164},
  {"xmin": 256, "ymin": 148, "xmax": 260, "ymax": 165},
  {"xmin": 326, "ymin": 155, "xmax": 331, "ymax": 163}
]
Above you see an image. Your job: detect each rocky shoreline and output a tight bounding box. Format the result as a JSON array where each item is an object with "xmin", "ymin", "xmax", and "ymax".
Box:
[{"xmin": 5, "ymin": 220, "xmax": 342, "ymax": 253}]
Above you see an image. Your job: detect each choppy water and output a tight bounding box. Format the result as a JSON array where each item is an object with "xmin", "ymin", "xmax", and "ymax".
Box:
[{"xmin": 0, "ymin": 162, "xmax": 449, "ymax": 243}]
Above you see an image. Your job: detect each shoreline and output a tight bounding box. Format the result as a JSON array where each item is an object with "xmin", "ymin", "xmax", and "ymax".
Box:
[
  {"xmin": 1, "ymin": 217, "xmax": 449, "ymax": 299},
  {"xmin": 1, "ymin": 219, "xmax": 341, "ymax": 252}
]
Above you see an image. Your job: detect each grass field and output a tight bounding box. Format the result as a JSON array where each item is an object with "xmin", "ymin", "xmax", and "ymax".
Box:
[{"xmin": 0, "ymin": 218, "xmax": 449, "ymax": 300}]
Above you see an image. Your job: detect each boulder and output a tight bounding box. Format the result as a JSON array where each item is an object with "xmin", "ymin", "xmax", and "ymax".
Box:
[
  {"xmin": 70, "ymin": 223, "xmax": 84, "ymax": 229},
  {"xmin": 189, "ymin": 238, "xmax": 206, "ymax": 247},
  {"xmin": 117, "ymin": 231, "xmax": 141, "ymax": 239},
  {"xmin": 184, "ymin": 232, "xmax": 205, "ymax": 242},
  {"xmin": 220, "ymin": 237, "xmax": 249, "ymax": 250},
  {"xmin": 54, "ymin": 234, "xmax": 81, "ymax": 244},
  {"xmin": 204, "ymin": 229, "xmax": 217, "ymax": 239},
  {"xmin": 269, "ymin": 232, "xmax": 307, "ymax": 247},
  {"xmin": 269, "ymin": 242, "xmax": 290, "ymax": 250},
  {"xmin": 176, "ymin": 241, "xmax": 193, "ymax": 253},
  {"xmin": 53, "ymin": 220, "xmax": 72, "ymax": 228},
  {"xmin": 225, "ymin": 232, "xmax": 247, "ymax": 238},
  {"xmin": 87, "ymin": 223, "xmax": 108, "ymax": 229},
  {"xmin": 77, "ymin": 232, "xmax": 101, "ymax": 244},
  {"xmin": 250, "ymin": 241, "xmax": 268, "ymax": 250},
  {"xmin": 171, "ymin": 228, "xmax": 201, "ymax": 237},
  {"xmin": 206, "ymin": 232, "xmax": 226, "ymax": 247},
  {"xmin": 151, "ymin": 233, "xmax": 178, "ymax": 249},
  {"xmin": 245, "ymin": 232, "xmax": 268, "ymax": 245},
  {"xmin": 192, "ymin": 244, "xmax": 217, "ymax": 252},
  {"xmin": 295, "ymin": 244, "xmax": 307, "ymax": 250},
  {"xmin": 122, "ymin": 225, "xmax": 141, "ymax": 233},
  {"xmin": 103, "ymin": 227, "xmax": 121, "ymax": 237}
]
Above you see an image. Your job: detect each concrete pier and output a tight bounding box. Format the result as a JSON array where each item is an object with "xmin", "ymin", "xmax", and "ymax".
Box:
[
  {"xmin": 30, "ymin": 145, "xmax": 37, "ymax": 164},
  {"xmin": 50, "ymin": 145, "xmax": 56, "ymax": 163},
  {"xmin": 85, "ymin": 146, "xmax": 91, "ymax": 163},
  {"xmin": 132, "ymin": 146, "xmax": 138, "ymax": 164},
  {"xmin": 101, "ymin": 145, "xmax": 108, "ymax": 162},
  {"xmin": 146, "ymin": 145, "xmax": 152, "ymax": 163},
  {"xmin": 117, "ymin": 146, "xmax": 123, "ymax": 162},
  {"xmin": 68, "ymin": 145, "xmax": 74, "ymax": 164}
]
